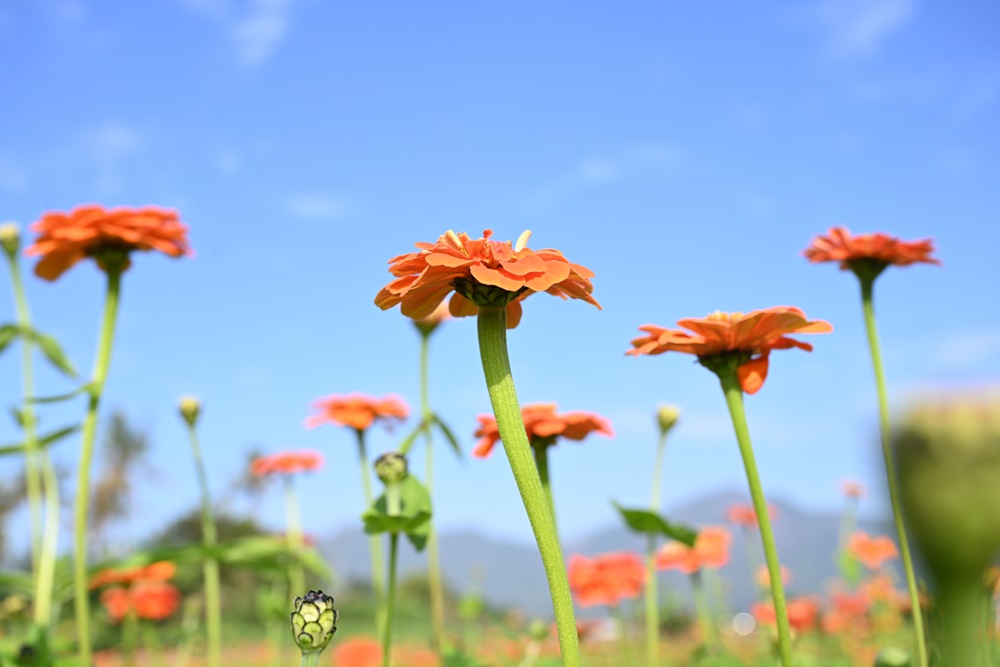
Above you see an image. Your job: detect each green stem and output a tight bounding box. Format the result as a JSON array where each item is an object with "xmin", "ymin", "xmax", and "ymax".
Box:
[
  {"xmin": 284, "ymin": 476, "xmax": 306, "ymax": 599},
  {"xmin": 860, "ymin": 277, "xmax": 929, "ymax": 667},
  {"xmin": 718, "ymin": 370, "xmax": 793, "ymax": 667},
  {"xmin": 421, "ymin": 333, "xmax": 447, "ymax": 655},
  {"xmin": 300, "ymin": 652, "xmax": 321, "ymax": 667},
  {"xmin": 690, "ymin": 571, "xmax": 717, "ymax": 649},
  {"xmin": 356, "ymin": 429, "xmax": 386, "ymax": 635},
  {"xmin": 35, "ymin": 452, "xmax": 60, "ymax": 626},
  {"xmin": 612, "ymin": 603, "xmax": 636, "ymax": 667},
  {"xmin": 476, "ymin": 306, "xmax": 580, "ymax": 667},
  {"xmin": 532, "ymin": 443, "xmax": 559, "ymax": 541},
  {"xmin": 186, "ymin": 423, "xmax": 222, "ymax": 667},
  {"xmin": 937, "ymin": 575, "xmax": 984, "ymax": 667},
  {"xmin": 74, "ymin": 267, "xmax": 123, "ymax": 666},
  {"xmin": 123, "ymin": 610, "xmax": 139, "ymax": 667},
  {"xmin": 382, "ymin": 533, "xmax": 400, "ymax": 667},
  {"xmin": 646, "ymin": 430, "xmax": 668, "ymax": 667}
]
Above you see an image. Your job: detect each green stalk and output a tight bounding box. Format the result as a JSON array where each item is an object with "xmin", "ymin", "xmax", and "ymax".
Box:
[
  {"xmin": 420, "ymin": 332, "xmax": 447, "ymax": 654},
  {"xmin": 74, "ymin": 266, "xmax": 123, "ymax": 666},
  {"xmin": 122, "ymin": 610, "xmax": 139, "ymax": 667},
  {"xmin": 645, "ymin": 429, "xmax": 668, "ymax": 667},
  {"xmin": 300, "ymin": 652, "xmax": 321, "ymax": 667},
  {"xmin": 476, "ymin": 306, "xmax": 580, "ymax": 666},
  {"xmin": 356, "ymin": 428, "xmax": 386, "ymax": 635},
  {"xmin": 186, "ymin": 422, "xmax": 222, "ymax": 667},
  {"xmin": 382, "ymin": 483, "xmax": 401, "ymax": 667},
  {"xmin": 718, "ymin": 369, "xmax": 792, "ymax": 667},
  {"xmin": 284, "ymin": 476, "xmax": 306, "ymax": 600},
  {"xmin": 936, "ymin": 575, "xmax": 984, "ymax": 667},
  {"xmin": 532, "ymin": 444, "xmax": 559, "ymax": 541},
  {"xmin": 859, "ymin": 276, "xmax": 928, "ymax": 667},
  {"xmin": 612, "ymin": 603, "xmax": 636, "ymax": 667},
  {"xmin": 689, "ymin": 571, "xmax": 717, "ymax": 649}
]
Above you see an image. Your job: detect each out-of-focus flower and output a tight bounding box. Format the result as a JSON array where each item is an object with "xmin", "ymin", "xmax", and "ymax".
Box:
[
  {"xmin": 304, "ymin": 393, "xmax": 409, "ymax": 431},
  {"xmin": 178, "ymin": 396, "xmax": 201, "ymax": 428},
  {"xmin": 25, "ymin": 204, "xmax": 192, "ymax": 281},
  {"xmin": 803, "ymin": 227, "xmax": 939, "ymax": 271},
  {"xmin": 567, "ymin": 552, "xmax": 646, "ymax": 608},
  {"xmin": 847, "ymin": 532, "xmax": 899, "ymax": 569},
  {"xmin": 89, "ymin": 561, "xmax": 176, "ymax": 589},
  {"xmin": 374, "ymin": 451, "xmax": 408, "ymax": 485},
  {"xmin": 756, "ymin": 564, "xmax": 792, "ymax": 589},
  {"xmin": 473, "ymin": 403, "xmax": 613, "ymax": 458},
  {"xmin": 332, "ymin": 636, "xmax": 382, "ymax": 667},
  {"xmin": 726, "ymin": 503, "xmax": 778, "ymax": 529},
  {"xmin": 250, "ymin": 450, "xmax": 324, "ymax": 477},
  {"xmin": 413, "ymin": 301, "xmax": 452, "ymax": 336},
  {"xmin": 752, "ymin": 597, "xmax": 820, "ymax": 632},
  {"xmin": 656, "ymin": 527, "xmax": 731, "ymax": 574},
  {"xmin": 0, "ymin": 222, "xmax": 20, "ymax": 257},
  {"xmin": 657, "ymin": 405, "xmax": 680, "ymax": 437},
  {"xmin": 375, "ymin": 229, "xmax": 600, "ymax": 329},
  {"xmin": 628, "ymin": 307, "xmax": 832, "ymax": 394},
  {"xmin": 289, "ymin": 590, "xmax": 337, "ymax": 656},
  {"xmin": 131, "ymin": 581, "xmax": 181, "ymax": 621},
  {"xmin": 860, "ymin": 574, "xmax": 899, "ymax": 604},
  {"xmin": 99, "ymin": 587, "xmax": 131, "ymax": 623},
  {"xmin": 841, "ymin": 480, "xmax": 865, "ymax": 499}
]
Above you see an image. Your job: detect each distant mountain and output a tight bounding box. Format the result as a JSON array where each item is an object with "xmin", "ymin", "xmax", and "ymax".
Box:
[{"xmin": 319, "ymin": 490, "xmax": 897, "ymax": 617}]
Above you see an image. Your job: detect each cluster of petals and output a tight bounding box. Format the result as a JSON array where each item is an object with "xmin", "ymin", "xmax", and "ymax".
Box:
[
  {"xmin": 25, "ymin": 204, "xmax": 192, "ymax": 281},
  {"xmin": 99, "ymin": 579, "xmax": 182, "ymax": 623},
  {"xmin": 803, "ymin": 226, "xmax": 939, "ymax": 270},
  {"xmin": 332, "ymin": 636, "xmax": 383, "ymax": 667},
  {"xmin": 250, "ymin": 450, "xmax": 324, "ymax": 477},
  {"xmin": 847, "ymin": 531, "xmax": 899, "ymax": 569},
  {"xmin": 567, "ymin": 552, "xmax": 646, "ymax": 608},
  {"xmin": 656, "ymin": 527, "xmax": 731, "ymax": 574},
  {"xmin": 751, "ymin": 597, "xmax": 820, "ymax": 633},
  {"xmin": 304, "ymin": 393, "xmax": 409, "ymax": 431},
  {"xmin": 822, "ymin": 590, "xmax": 871, "ymax": 634},
  {"xmin": 726, "ymin": 502, "xmax": 778, "ymax": 529},
  {"xmin": 628, "ymin": 307, "xmax": 832, "ymax": 394},
  {"xmin": 89, "ymin": 561, "xmax": 176, "ymax": 590},
  {"xmin": 473, "ymin": 403, "xmax": 614, "ymax": 458},
  {"xmin": 375, "ymin": 229, "xmax": 600, "ymax": 329}
]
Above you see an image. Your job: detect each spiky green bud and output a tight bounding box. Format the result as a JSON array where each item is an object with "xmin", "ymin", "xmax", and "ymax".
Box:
[
  {"xmin": 374, "ymin": 451, "xmax": 408, "ymax": 486},
  {"xmin": 290, "ymin": 590, "xmax": 337, "ymax": 655}
]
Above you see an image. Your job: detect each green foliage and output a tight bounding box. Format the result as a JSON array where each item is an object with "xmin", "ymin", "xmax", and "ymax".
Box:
[
  {"xmin": 362, "ymin": 475, "xmax": 433, "ymax": 551},
  {"xmin": 0, "ymin": 324, "xmax": 77, "ymax": 378},
  {"xmin": 612, "ymin": 501, "xmax": 698, "ymax": 545},
  {"xmin": 0, "ymin": 425, "xmax": 80, "ymax": 457}
]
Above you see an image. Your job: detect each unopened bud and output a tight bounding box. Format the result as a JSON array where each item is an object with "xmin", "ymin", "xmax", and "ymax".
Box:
[
  {"xmin": 374, "ymin": 452, "xmax": 408, "ymax": 485},
  {"xmin": 528, "ymin": 618, "xmax": 549, "ymax": 641},
  {"xmin": 657, "ymin": 405, "xmax": 680, "ymax": 436},
  {"xmin": 873, "ymin": 647, "xmax": 912, "ymax": 667},
  {"xmin": 0, "ymin": 222, "xmax": 20, "ymax": 258},
  {"xmin": 178, "ymin": 395, "xmax": 201, "ymax": 427},
  {"xmin": 290, "ymin": 590, "xmax": 338, "ymax": 655}
]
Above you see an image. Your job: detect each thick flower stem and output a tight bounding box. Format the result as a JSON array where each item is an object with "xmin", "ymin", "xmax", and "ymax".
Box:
[
  {"xmin": 859, "ymin": 276, "xmax": 928, "ymax": 667},
  {"xmin": 645, "ymin": 429, "xmax": 668, "ymax": 667},
  {"xmin": 186, "ymin": 422, "xmax": 222, "ymax": 667},
  {"xmin": 937, "ymin": 575, "xmax": 984, "ymax": 667},
  {"xmin": 355, "ymin": 429, "xmax": 386, "ymax": 635},
  {"xmin": 74, "ymin": 267, "xmax": 122, "ymax": 666},
  {"xmin": 284, "ymin": 476, "xmax": 306, "ymax": 600},
  {"xmin": 382, "ymin": 532, "xmax": 400, "ymax": 667},
  {"xmin": 420, "ymin": 333, "xmax": 447, "ymax": 655},
  {"xmin": 476, "ymin": 306, "xmax": 580, "ymax": 667},
  {"xmin": 532, "ymin": 444, "xmax": 559, "ymax": 541},
  {"xmin": 718, "ymin": 370, "xmax": 793, "ymax": 667},
  {"xmin": 299, "ymin": 652, "xmax": 321, "ymax": 667}
]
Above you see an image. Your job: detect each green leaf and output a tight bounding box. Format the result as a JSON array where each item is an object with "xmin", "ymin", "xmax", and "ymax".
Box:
[
  {"xmin": 0, "ymin": 424, "xmax": 80, "ymax": 456},
  {"xmin": 360, "ymin": 475, "xmax": 434, "ymax": 550},
  {"xmin": 31, "ymin": 331, "xmax": 77, "ymax": 377},
  {"xmin": 27, "ymin": 382, "xmax": 94, "ymax": 404},
  {"xmin": 433, "ymin": 414, "xmax": 464, "ymax": 458},
  {"xmin": 397, "ymin": 421, "xmax": 425, "ymax": 455},
  {"xmin": 612, "ymin": 502, "xmax": 698, "ymax": 546},
  {"xmin": 0, "ymin": 324, "xmax": 19, "ymax": 354},
  {"xmin": 361, "ymin": 510, "xmax": 431, "ymax": 536}
]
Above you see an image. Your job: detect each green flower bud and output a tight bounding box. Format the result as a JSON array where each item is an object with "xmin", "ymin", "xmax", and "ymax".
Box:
[
  {"xmin": 0, "ymin": 222, "xmax": 20, "ymax": 258},
  {"xmin": 374, "ymin": 451, "xmax": 408, "ymax": 486},
  {"xmin": 290, "ymin": 590, "xmax": 338, "ymax": 655},
  {"xmin": 873, "ymin": 647, "xmax": 912, "ymax": 667},
  {"xmin": 528, "ymin": 618, "xmax": 549, "ymax": 641},
  {"xmin": 178, "ymin": 395, "xmax": 201, "ymax": 427},
  {"xmin": 656, "ymin": 405, "xmax": 680, "ymax": 436}
]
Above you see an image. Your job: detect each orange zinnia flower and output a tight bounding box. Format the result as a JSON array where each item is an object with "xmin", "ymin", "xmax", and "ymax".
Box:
[
  {"xmin": 752, "ymin": 597, "xmax": 820, "ymax": 633},
  {"xmin": 99, "ymin": 586, "xmax": 132, "ymax": 623},
  {"xmin": 304, "ymin": 393, "xmax": 409, "ymax": 431},
  {"xmin": 88, "ymin": 561, "xmax": 176, "ymax": 589},
  {"xmin": 567, "ymin": 552, "xmax": 646, "ymax": 608},
  {"xmin": 25, "ymin": 204, "xmax": 192, "ymax": 281},
  {"xmin": 756, "ymin": 564, "xmax": 792, "ymax": 588},
  {"xmin": 656, "ymin": 527, "xmax": 732, "ymax": 574},
  {"xmin": 332, "ymin": 636, "xmax": 383, "ymax": 667},
  {"xmin": 627, "ymin": 307, "xmax": 832, "ymax": 394},
  {"xmin": 803, "ymin": 227, "xmax": 939, "ymax": 271},
  {"xmin": 847, "ymin": 532, "xmax": 898, "ymax": 569},
  {"xmin": 726, "ymin": 502, "xmax": 778, "ymax": 529},
  {"xmin": 473, "ymin": 403, "xmax": 614, "ymax": 458},
  {"xmin": 250, "ymin": 450, "xmax": 324, "ymax": 477},
  {"xmin": 375, "ymin": 229, "xmax": 600, "ymax": 329},
  {"xmin": 131, "ymin": 581, "xmax": 182, "ymax": 621},
  {"xmin": 841, "ymin": 480, "xmax": 865, "ymax": 499}
]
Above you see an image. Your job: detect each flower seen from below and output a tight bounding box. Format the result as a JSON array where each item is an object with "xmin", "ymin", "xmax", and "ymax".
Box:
[
  {"xmin": 375, "ymin": 229, "xmax": 600, "ymax": 328},
  {"xmin": 332, "ymin": 636, "xmax": 383, "ymax": 667},
  {"xmin": 726, "ymin": 503, "xmax": 779, "ymax": 529},
  {"xmin": 656, "ymin": 527, "xmax": 732, "ymax": 574},
  {"xmin": 304, "ymin": 393, "xmax": 409, "ymax": 431},
  {"xmin": 803, "ymin": 227, "xmax": 939, "ymax": 273},
  {"xmin": 628, "ymin": 307, "xmax": 832, "ymax": 394},
  {"xmin": 25, "ymin": 204, "xmax": 192, "ymax": 281},
  {"xmin": 567, "ymin": 552, "xmax": 646, "ymax": 608},
  {"xmin": 473, "ymin": 403, "xmax": 614, "ymax": 458},
  {"xmin": 250, "ymin": 450, "xmax": 324, "ymax": 477},
  {"xmin": 847, "ymin": 532, "xmax": 899, "ymax": 569},
  {"xmin": 752, "ymin": 597, "xmax": 820, "ymax": 633}
]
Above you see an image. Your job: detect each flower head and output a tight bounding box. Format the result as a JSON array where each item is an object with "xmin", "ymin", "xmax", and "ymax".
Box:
[
  {"xmin": 752, "ymin": 597, "xmax": 820, "ymax": 633},
  {"xmin": 847, "ymin": 532, "xmax": 898, "ymax": 569},
  {"xmin": 567, "ymin": 552, "xmax": 646, "ymax": 608},
  {"xmin": 0, "ymin": 221, "xmax": 20, "ymax": 257},
  {"xmin": 473, "ymin": 403, "xmax": 613, "ymax": 458},
  {"xmin": 413, "ymin": 301, "xmax": 452, "ymax": 337},
  {"xmin": 304, "ymin": 393, "xmax": 409, "ymax": 432},
  {"xmin": 628, "ymin": 307, "xmax": 832, "ymax": 394},
  {"xmin": 756, "ymin": 564, "xmax": 792, "ymax": 589},
  {"xmin": 374, "ymin": 451, "xmax": 408, "ymax": 485},
  {"xmin": 290, "ymin": 590, "xmax": 338, "ymax": 656},
  {"xmin": 25, "ymin": 204, "xmax": 192, "ymax": 281},
  {"xmin": 841, "ymin": 480, "xmax": 865, "ymax": 499},
  {"xmin": 250, "ymin": 450, "xmax": 324, "ymax": 477},
  {"xmin": 656, "ymin": 405, "xmax": 680, "ymax": 437},
  {"xmin": 375, "ymin": 229, "xmax": 600, "ymax": 329},
  {"xmin": 332, "ymin": 636, "xmax": 382, "ymax": 667},
  {"xmin": 178, "ymin": 395, "xmax": 201, "ymax": 428},
  {"xmin": 803, "ymin": 227, "xmax": 939, "ymax": 277},
  {"xmin": 131, "ymin": 581, "xmax": 181, "ymax": 621},
  {"xmin": 656, "ymin": 526, "xmax": 731, "ymax": 574},
  {"xmin": 726, "ymin": 503, "xmax": 778, "ymax": 529}
]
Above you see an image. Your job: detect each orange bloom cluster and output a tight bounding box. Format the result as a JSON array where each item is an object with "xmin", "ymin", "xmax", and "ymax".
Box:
[
  {"xmin": 332, "ymin": 636, "xmax": 383, "ymax": 667},
  {"xmin": 656, "ymin": 527, "xmax": 732, "ymax": 574},
  {"xmin": 375, "ymin": 229, "xmax": 599, "ymax": 329},
  {"xmin": 25, "ymin": 204, "xmax": 192, "ymax": 281},
  {"xmin": 803, "ymin": 227, "xmax": 939, "ymax": 270},
  {"xmin": 90, "ymin": 561, "xmax": 181, "ymax": 623},
  {"xmin": 628, "ymin": 307, "xmax": 832, "ymax": 394},
  {"xmin": 473, "ymin": 403, "xmax": 614, "ymax": 458},
  {"xmin": 304, "ymin": 393, "xmax": 409, "ymax": 431},
  {"xmin": 726, "ymin": 502, "xmax": 778, "ymax": 529},
  {"xmin": 89, "ymin": 561, "xmax": 176, "ymax": 590},
  {"xmin": 567, "ymin": 552, "xmax": 646, "ymax": 608},
  {"xmin": 822, "ymin": 589, "xmax": 872, "ymax": 633},
  {"xmin": 847, "ymin": 532, "xmax": 898, "ymax": 569},
  {"xmin": 250, "ymin": 450, "xmax": 324, "ymax": 477},
  {"xmin": 751, "ymin": 597, "xmax": 820, "ymax": 633}
]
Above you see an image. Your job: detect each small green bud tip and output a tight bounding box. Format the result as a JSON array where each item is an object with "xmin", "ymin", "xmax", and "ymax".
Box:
[
  {"xmin": 178, "ymin": 395, "xmax": 201, "ymax": 427},
  {"xmin": 374, "ymin": 451, "xmax": 408, "ymax": 485},
  {"xmin": 873, "ymin": 647, "xmax": 912, "ymax": 667},
  {"xmin": 290, "ymin": 590, "xmax": 338, "ymax": 655},
  {"xmin": 656, "ymin": 405, "xmax": 680, "ymax": 435},
  {"xmin": 0, "ymin": 222, "xmax": 20, "ymax": 256},
  {"xmin": 528, "ymin": 618, "xmax": 549, "ymax": 641}
]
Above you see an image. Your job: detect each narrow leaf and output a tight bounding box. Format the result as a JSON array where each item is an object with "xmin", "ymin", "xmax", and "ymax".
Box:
[
  {"xmin": 612, "ymin": 502, "xmax": 698, "ymax": 546},
  {"xmin": 0, "ymin": 424, "xmax": 80, "ymax": 456},
  {"xmin": 27, "ymin": 382, "xmax": 94, "ymax": 404},
  {"xmin": 33, "ymin": 331, "xmax": 77, "ymax": 377},
  {"xmin": 0, "ymin": 324, "xmax": 19, "ymax": 354},
  {"xmin": 397, "ymin": 421, "xmax": 425, "ymax": 455},
  {"xmin": 433, "ymin": 413, "xmax": 464, "ymax": 459}
]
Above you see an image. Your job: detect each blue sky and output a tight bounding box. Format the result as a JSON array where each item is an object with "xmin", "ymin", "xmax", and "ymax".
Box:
[{"xmin": 0, "ymin": 0, "xmax": 998, "ymax": 557}]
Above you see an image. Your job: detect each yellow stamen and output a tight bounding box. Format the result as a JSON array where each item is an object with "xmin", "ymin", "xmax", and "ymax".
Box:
[
  {"xmin": 514, "ymin": 230, "xmax": 532, "ymax": 252},
  {"xmin": 445, "ymin": 230, "xmax": 462, "ymax": 247}
]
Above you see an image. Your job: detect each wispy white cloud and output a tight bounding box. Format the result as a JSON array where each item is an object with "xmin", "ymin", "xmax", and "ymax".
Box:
[
  {"xmin": 813, "ymin": 0, "xmax": 916, "ymax": 60},
  {"xmin": 284, "ymin": 194, "xmax": 353, "ymax": 222},
  {"xmin": 178, "ymin": 0, "xmax": 297, "ymax": 67},
  {"xmin": 931, "ymin": 330, "xmax": 1000, "ymax": 370}
]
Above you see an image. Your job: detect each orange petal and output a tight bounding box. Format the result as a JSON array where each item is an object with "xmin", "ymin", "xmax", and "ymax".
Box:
[{"xmin": 738, "ymin": 355, "xmax": 769, "ymax": 395}]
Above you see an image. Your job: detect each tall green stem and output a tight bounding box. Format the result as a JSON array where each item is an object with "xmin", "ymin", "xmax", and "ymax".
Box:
[
  {"xmin": 284, "ymin": 476, "xmax": 306, "ymax": 600},
  {"xmin": 300, "ymin": 652, "xmax": 321, "ymax": 667},
  {"xmin": 74, "ymin": 267, "xmax": 122, "ymax": 666},
  {"xmin": 382, "ymin": 482, "xmax": 401, "ymax": 667},
  {"xmin": 718, "ymin": 370, "xmax": 792, "ymax": 667},
  {"xmin": 645, "ymin": 429, "xmax": 667, "ymax": 667},
  {"xmin": 612, "ymin": 603, "xmax": 636, "ymax": 667},
  {"xmin": 690, "ymin": 571, "xmax": 717, "ymax": 648},
  {"xmin": 860, "ymin": 277, "xmax": 928, "ymax": 667},
  {"xmin": 476, "ymin": 306, "xmax": 580, "ymax": 666},
  {"xmin": 420, "ymin": 333, "xmax": 446, "ymax": 654},
  {"xmin": 532, "ymin": 444, "xmax": 559, "ymax": 541},
  {"xmin": 936, "ymin": 575, "xmax": 984, "ymax": 667},
  {"xmin": 355, "ymin": 428, "xmax": 386, "ymax": 635},
  {"xmin": 186, "ymin": 423, "xmax": 222, "ymax": 667}
]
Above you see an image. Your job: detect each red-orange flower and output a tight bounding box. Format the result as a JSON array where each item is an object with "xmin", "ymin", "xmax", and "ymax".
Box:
[
  {"xmin": 89, "ymin": 561, "xmax": 176, "ymax": 589},
  {"xmin": 375, "ymin": 229, "xmax": 600, "ymax": 329},
  {"xmin": 567, "ymin": 552, "xmax": 646, "ymax": 608},
  {"xmin": 332, "ymin": 636, "xmax": 383, "ymax": 667},
  {"xmin": 413, "ymin": 301, "xmax": 452, "ymax": 336},
  {"xmin": 656, "ymin": 527, "xmax": 732, "ymax": 574},
  {"xmin": 841, "ymin": 480, "xmax": 865, "ymax": 499},
  {"xmin": 25, "ymin": 204, "xmax": 192, "ymax": 281},
  {"xmin": 726, "ymin": 503, "xmax": 779, "ymax": 529},
  {"xmin": 756, "ymin": 564, "xmax": 792, "ymax": 589},
  {"xmin": 752, "ymin": 597, "xmax": 820, "ymax": 633},
  {"xmin": 803, "ymin": 227, "xmax": 939, "ymax": 271},
  {"xmin": 304, "ymin": 393, "xmax": 409, "ymax": 431},
  {"xmin": 131, "ymin": 581, "xmax": 181, "ymax": 621},
  {"xmin": 99, "ymin": 587, "xmax": 131, "ymax": 623},
  {"xmin": 250, "ymin": 450, "xmax": 324, "ymax": 477},
  {"xmin": 473, "ymin": 403, "xmax": 614, "ymax": 458},
  {"xmin": 847, "ymin": 532, "xmax": 898, "ymax": 569},
  {"xmin": 628, "ymin": 307, "xmax": 832, "ymax": 394}
]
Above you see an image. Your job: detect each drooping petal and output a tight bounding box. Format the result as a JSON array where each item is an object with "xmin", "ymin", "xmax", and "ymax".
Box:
[{"xmin": 737, "ymin": 355, "xmax": 769, "ymax": 395}]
